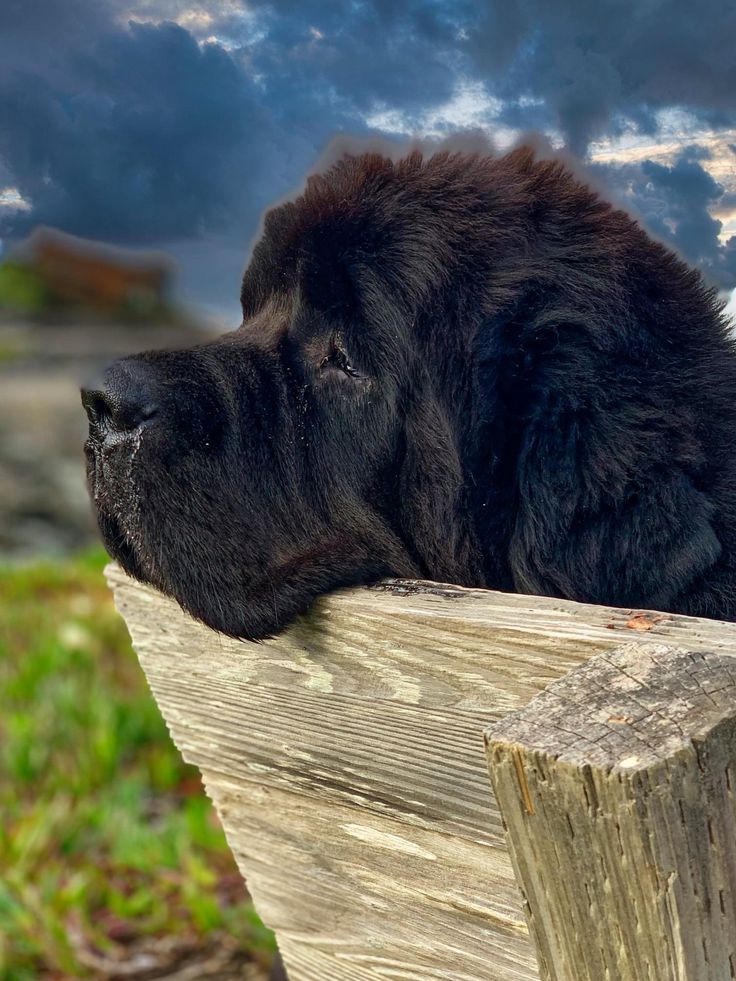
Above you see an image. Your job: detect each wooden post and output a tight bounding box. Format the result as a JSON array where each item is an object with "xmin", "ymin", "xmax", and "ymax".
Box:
[{"xmin": 486, "ymin": 641, "xmax": 736, "ymax": 981}]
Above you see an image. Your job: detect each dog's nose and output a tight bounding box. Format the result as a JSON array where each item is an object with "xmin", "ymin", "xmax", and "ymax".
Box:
[{"xmin": 81, "ymin": 361, "xmax": 159, "ymax": 433}]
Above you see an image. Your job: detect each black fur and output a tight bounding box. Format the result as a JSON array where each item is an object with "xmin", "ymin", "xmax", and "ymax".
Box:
[{"xmin": 83, "ymin": 148, "xmax": 736, "ymax": 637}]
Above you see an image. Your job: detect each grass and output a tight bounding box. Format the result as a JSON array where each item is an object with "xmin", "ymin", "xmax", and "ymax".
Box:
[
  {"xmin": 0, "ymin": 261, "xmax": 48, "ymax": 316},
  {"xmin": 0, "ymin": 548, "xmax": 277, "ymax": 979},
  {"xmin": 0, "ymin": 342, "xmax": 25, "ymax": 365}
]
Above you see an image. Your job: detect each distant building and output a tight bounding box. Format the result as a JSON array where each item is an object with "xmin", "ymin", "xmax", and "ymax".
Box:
[{"xmin": 2, "ymin": 227, "xmax": 175, "ymax": 318}]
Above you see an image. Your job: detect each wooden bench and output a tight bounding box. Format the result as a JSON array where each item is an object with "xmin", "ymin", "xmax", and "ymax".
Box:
[{"xmin": 106, "ymin": 564, "xmax": 736, "ymax": 981}]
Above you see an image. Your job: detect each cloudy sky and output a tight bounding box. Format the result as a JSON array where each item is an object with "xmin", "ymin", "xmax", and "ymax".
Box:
[{"xmin": 1, "ymin": 0, "xmax": 735, "ymax": 324}]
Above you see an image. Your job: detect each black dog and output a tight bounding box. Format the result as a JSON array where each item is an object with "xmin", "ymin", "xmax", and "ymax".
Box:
[{"xmin": 82, "ymin": 147, "xmax": 736, "ymax": 637}]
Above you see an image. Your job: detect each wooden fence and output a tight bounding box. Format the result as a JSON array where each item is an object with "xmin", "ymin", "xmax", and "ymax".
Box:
[{"xmin": 106, "ymin": 563, "xmax": 736, "ymax": 981}]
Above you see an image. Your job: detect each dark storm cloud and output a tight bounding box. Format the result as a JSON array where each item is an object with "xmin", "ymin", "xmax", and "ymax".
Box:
[
  {"xmin": 1, "ymin": 0, "xmax": 735, "ymax": 304},
  {"xmin": 198, "ymin": 0, "xmax": 736, "ymax": 153},
  {"xmin": 0, "ymin": 17, "xmax": 296, "ymax": 243},
  {"xmin": 0, "ymin": 0, "xmax": 463, "ymax": 248},
  {"xmin": 0, "ymin": 0, "xmax": 113, "ymax": 74},
  {"xmin": 594, "ymin": 149, "xmax": 736, "ymax": 290},
  {"xmin": 468, "ymin": 0, "xmax": 736, "ymax": 154},
  {"xmin": 227, "ymin": 0, "xmax": 463, "ymax": 113}
]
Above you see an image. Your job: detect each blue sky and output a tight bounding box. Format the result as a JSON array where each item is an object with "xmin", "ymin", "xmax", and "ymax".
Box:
[{"xmin": 1, "ymin": 0, "xmax": 735, "ymax": 324}]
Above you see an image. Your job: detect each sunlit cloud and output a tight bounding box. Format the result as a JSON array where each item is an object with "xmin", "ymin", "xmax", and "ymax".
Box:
[
  {"xmin": 365, "ymin": 81, "xmax": 558, "ymax": 150},
  {"xmin": 0, "ymin": 187, "xmax": 31, "ymax": 211},
  {"xmin": 590, "ymin": 116, "xmax": 736, "ymax": 187},
  {"xmin": 120, "ymin": 0, "xmax": 264, "ymax": 48}
]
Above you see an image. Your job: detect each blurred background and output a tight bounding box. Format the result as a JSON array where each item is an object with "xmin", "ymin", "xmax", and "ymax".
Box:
[{"xmin": 1, "ymin": 0, "xmax": 734, "ymax": 977}]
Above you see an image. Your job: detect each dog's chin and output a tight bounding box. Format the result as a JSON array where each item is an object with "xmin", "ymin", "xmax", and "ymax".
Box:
[
  {"xmin": 96, "ymin": 509, "xmax": 152, "ymax": 585},
  {"xmin": 92, "ymin": 507, "xmax": 282, "ymax": 639}
]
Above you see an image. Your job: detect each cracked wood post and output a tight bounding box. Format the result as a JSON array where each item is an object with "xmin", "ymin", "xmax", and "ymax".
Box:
[{"xmin": 486, "ymin": 642, "xmax": 736, "ymax": 981}]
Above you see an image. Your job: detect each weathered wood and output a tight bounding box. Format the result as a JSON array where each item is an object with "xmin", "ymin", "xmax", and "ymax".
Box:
[
  {"xmin": 106, "ymin": 563, "xmax": 736, "ymax": 980},
  {"xmin": 487, "ymin": 642, "xmax": 736, "ymax": 981}
]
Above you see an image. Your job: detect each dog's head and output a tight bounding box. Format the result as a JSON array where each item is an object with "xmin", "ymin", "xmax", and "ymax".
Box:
[{"xmin": 82, "ymin": 152, "xmax": 485, "ymax": 638}]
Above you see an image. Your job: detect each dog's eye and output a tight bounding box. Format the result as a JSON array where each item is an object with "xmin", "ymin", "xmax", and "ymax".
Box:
[{"xmin": 320, "ymin": 348, "xmax": 362, "ymax": 378}]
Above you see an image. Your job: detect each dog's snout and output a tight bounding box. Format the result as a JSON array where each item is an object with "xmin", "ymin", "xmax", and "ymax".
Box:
[
  {"xmin": 81, "ymin": 361, "xmax": 159, "ymax": 434},
  {"xmin": 81, "ymin": 385, "xmax": 111, "ymax": 427}
]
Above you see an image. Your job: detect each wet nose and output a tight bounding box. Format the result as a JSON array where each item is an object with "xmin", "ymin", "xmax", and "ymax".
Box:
[{"xmin": 81, "ymin": 360, "xmax": 159, "ymax": 434}]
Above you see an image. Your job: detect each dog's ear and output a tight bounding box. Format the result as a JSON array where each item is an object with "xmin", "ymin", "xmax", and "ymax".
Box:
[
  {"xmin": 256, "ymin": 200, "xmax": 438, "ymax": 321},
  {"xmin": 298, "ymin": 220, "xmax": 368, "ymax": 317},
  {"xmin": 243, "ymin": 154, "xmax": 450, "ymax": 321},
  {"xmin": 242, "ymin": 200, "xmax": 381, "ymax": 320},
  {"xmin": 508, "ymin": 360, "xmax": 722, "ymax": 610},
  {"xmin": 396, "ymin": 388, "xmax": 484, "ymax": 586}
]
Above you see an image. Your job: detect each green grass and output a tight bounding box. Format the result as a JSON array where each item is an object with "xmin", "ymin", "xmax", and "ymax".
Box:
[
  {"xmin": 0, "ymin": 342, "xmax": 25, "ymax": 365},
  {"xmin": 0, "ymin": 548, "xmax": 276, "ymax": 979},
  {"xmin": 0, "ymin": 261, "xmax": 48, "ymax": 316}
]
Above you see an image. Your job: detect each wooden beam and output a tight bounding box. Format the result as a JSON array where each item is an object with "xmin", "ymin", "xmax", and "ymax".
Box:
[
  {"xmin": 106, "ymin": 563, "xmax": 736, "ymax": 980},
  {"xmin": 487, "ymin": 642, "xmax": 736, "ymax": 981}
]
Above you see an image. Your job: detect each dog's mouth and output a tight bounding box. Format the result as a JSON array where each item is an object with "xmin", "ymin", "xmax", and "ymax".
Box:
[{"xmin": 84, "ymin": 428, "xmax": 153, "ymax": 583}]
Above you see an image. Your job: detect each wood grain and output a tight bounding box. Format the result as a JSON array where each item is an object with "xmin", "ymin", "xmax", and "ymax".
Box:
[
  {"xmin": 487, "ymin": 642, "xmax": 736, "ymax": 981},
  {"xmin": 106, "ymin": 564, "xmax": 736, "ymax": 980}
]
